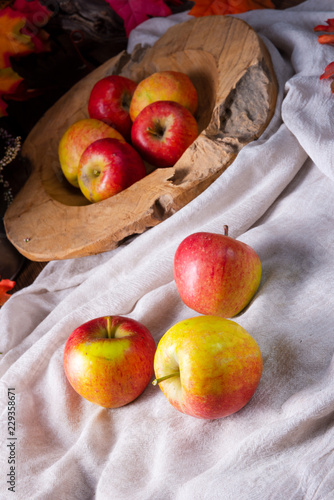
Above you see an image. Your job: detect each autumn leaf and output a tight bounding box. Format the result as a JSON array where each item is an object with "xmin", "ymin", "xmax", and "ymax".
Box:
[
  {"xmin": 317, "ymin": 34, "xmax": 334, "ymax": 47},
  {"xmin": 0, "ymin": 66, "xmax": 23, "ymax": 116},
  {"xmin": 104, "ymin": 0, "xmax": 172, "ymax": 37},
  {"xmin": 9, "ymin": 0, "xmax": 52, "ymax": 53},
  {"xmin": 188, "ymin": 0, "xmax": 275, "ymax": 17},
  {"xmin": 0, "ymin": 279, "xmax": 15, "ymax": 306},
  {"xmin": 320, "ymin": 61, "xmax": 334, "ymax": 80},
  {"xmin": 314, "ymin": 19, "xmax": 334, "ymax": 46},
  {"xmin": 0, "ymin": 11, "xmax": 35, "ymax": 68},
  {"xmin": 319, "ymin": 61, "xmax": 334, "ymax": 94},
  {"xmin": 0, "ymin": 2, "xmax": 51, "ymax": 116},
  {"xmin": 314, "ymin": 18, "xmax": 334, "ymax": 33},
  {"xmin": 10, "ymin": 0, "xmax": 51, "ymax": 22},
  {"xmin": 314, "ymin": 19, "xmax": 334, "ymax": 94}
]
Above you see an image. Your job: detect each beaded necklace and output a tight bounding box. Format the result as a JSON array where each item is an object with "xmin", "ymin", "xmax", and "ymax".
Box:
[{"xmin": 0, "ymin": 128, "xmax": 21, "ymax": 207}]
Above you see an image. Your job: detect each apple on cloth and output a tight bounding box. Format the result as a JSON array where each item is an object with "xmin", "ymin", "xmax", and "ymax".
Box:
[
  {"xmin": 131, "ymin": 100, "xmax": 199, "ymax": 168},
  {"xmin": 63, "ymin": 315, "xmax": 156, "ymax": 408},
  {"xmin": 153, "ymin": 315, "xmax": 263, "ymax": 419},
  {"xmin": 173, "ymin": 226, "xmax": 262, "ymax": 318},
  {"xmin": 77, "ymin": 137, "xmax": 147, "ymax": 203},
  {"xmin": 58, "ymin": 118, "xmax": 125, "ymax": 188},
  {"xmin": 88, "ymin": 75, "xmax": 137, "ymax": 142},
  {"xmin": 129, "ymin": 70, "xmax": 198, "ymax": 121}
]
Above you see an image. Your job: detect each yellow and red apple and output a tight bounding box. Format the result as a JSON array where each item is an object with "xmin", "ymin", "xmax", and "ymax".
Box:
[
  {"xmin": 129, "ymin": 70, "xmax": 198, "ymax": 122},
  {"xmin": 173, "ymin": 227, "xmax": 262, "ymax": 318},
  {"xmin": 131, "ymin": 100, "xmax": 198, "ymax": 168},
  {"xmin": 153, "ymin": 315, "xmax": 263, "ymax": 419},
  {"xmin": 77, "ymin": 137, "xmax": 147, "ymax": 203},
  {"xmin": 88, "ymin": 75, "xmax": 137, "ymax": 142},
  {"xmin": 63, "ymin": 315, "xmax": 156, "ymax": 408},
  {"xmin": 58, "ymin": 118, "xmax": 125, "ymax": 188}
]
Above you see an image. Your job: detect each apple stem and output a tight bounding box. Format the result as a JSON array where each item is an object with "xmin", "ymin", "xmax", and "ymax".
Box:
[
  {"xmin": 106, "ymin": 316, "xmax": 112, "ymax": 338},
  {"xmin": 223, "ymin": 225, "xmax": 229, "ymax": 236},
  {"xmin": 152, "ymin": 372, "xmax": 180, "ymax": 386}
]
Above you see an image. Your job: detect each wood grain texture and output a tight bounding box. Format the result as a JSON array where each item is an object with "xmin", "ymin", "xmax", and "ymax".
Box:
[{"xmin": 4, "ymin": 15, "xmax": 277, "ymax": 261}]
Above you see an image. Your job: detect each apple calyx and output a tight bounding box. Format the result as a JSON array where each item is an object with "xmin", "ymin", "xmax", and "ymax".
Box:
[
  {"xmin": 152, "ymin": 372, "xmax": 180, "ymax": 386},
  {"xmin": 147, "ymin": 124, "xmax": 165, "ymax": 139},
  {"xmin": 121, "ymin": 93, "xmax": 131, "ymax": 112}
]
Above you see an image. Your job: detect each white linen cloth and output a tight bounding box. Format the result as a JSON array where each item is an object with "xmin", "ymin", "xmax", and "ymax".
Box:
[{"xmin": 1, "ymin": 1, "xmax": 334, "ymax": 498}]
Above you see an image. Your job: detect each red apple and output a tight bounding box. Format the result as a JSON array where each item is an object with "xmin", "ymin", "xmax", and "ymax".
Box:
[
  {"xmin": 77, "ymin": 138, "xmax": 147, "ymax": 203},
  {"xmin": 129, "ymin": 70, "xmax": 198, "ymax": 122},
  {"xmin": 58, "ymin": 118, "xmax": 125, "ymax": 188},
  {"xmin": 153, "ymin": 315, "xmax": 263, "ymax": 419},
  {"xmin": 63, "ymin": 315, "xmax": 156, "ymax": 408},
  {"xmin": 173, "ymin": 226, "xmax": 262, "ymax": 318},
  {"xmin": 88, "ymin": 75, "xmax": 137, "ymax": 142},
  {"xmin": 131, "ymin": 100, "xmax": 198, "ymax": 168}
]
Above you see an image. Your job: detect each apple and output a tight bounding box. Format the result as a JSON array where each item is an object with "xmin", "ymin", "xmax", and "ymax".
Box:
[
  {"xmin": 131, "ymin": 100, "xmax": 198, "ymax": 168},
  {"xmin": 173, "ymin": 226, "xmax": 262, "ymax": 318},
  {"xmin": 63, "ymin": 315, "xmax": 156, "ymax": 408},
  {"xmin": 88, "ymin": 75, "xmax": 137, "ymax": 142},
  {"xmin": 77, "ymin": 138, "xmax": 147, "ymax": 203},
  {"xmin": 58, "ymin": 118, "xmax": 125, "ymax": 188},
  {"xmin": 129, "ymin": 70, "xmax": 198, "ymax": 122},
  {"xmin": 153, "ymin": 315, "xmax": 263, "ymax": 419}
]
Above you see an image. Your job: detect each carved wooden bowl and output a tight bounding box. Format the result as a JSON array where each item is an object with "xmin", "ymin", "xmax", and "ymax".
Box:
[{"xmin": 4, "ymin": 15, "xmax": 277, "ymax": 261}]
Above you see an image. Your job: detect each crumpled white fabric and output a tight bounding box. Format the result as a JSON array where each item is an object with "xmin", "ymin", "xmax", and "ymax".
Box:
[{"xmin": 1, "ymin": 1, "xmax": 334, "ymax": 498}]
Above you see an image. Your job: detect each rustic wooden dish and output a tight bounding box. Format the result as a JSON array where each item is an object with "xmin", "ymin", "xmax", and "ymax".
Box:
[{"xmin": 4, "ymin": 15, "xmax": 277, "ymax": 261}]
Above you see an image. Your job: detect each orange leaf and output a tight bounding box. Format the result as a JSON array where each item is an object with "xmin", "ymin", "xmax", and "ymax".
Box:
[
  {"xmin": 0, "ymin": 10, "xmax": 35, "ymax": 69},
  {"xmin": 0, "ymin": 5, "xmax": 51, "ymax": 115},
  {"xmin": 189, "ymin": 0, "xmax": 275, "ymax": 17},
  {"xmin": 320, "ymin": 61, "xmax": 334, "ymax": 81},
  {"xmin": 0, "ymin": 279, "xmax": 15, "ymax": 306},
  {"xmin": 0, "ymin": 67, "xmax": 23, "ymax": 116},
  {"xmin": 317, "ymin": 34, "xmax": 334, "ymax": 46}
]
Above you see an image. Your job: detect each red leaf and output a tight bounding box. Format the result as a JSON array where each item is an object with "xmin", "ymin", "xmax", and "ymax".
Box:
[
  {"xmin": 320, "ymin": 61, "xmax": 334, "ymax": 80},
  {"xmin": 188, "ymin": 0, "xmax": 275, "ymax": 17},
  {"xmin": 0, "ymin": 279, "xmax": 15, "ymax": 306},
  {"xmin": 105, "ymin": 0, "xmax": 172, "ymax": 37},
  {"xmin": 10, "ymin": 0, "xmax": 52, "ymax": 53},
  {"xmin": 314, "ymin": 18, "xmax": 334, "ymax": 32},
  {"xmin": 317, "ymin": 34, "xmax": 334, "ymax": 46}
]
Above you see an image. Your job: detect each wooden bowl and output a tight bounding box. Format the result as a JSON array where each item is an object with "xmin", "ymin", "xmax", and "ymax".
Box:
[{"xmin": 4, "ymin": 15, "xmax": 277, "ymax": 261}]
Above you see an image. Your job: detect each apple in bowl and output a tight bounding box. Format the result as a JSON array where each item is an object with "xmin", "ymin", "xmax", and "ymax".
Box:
[
  {"xmin": 77, "ymin": 137, "xmax": 147, "ymax": 203},
  {"xmin": 153, "ymin": 315, "xmax": 263, "ymax": 419},
  {"xmin": 173, "ymin": 226, "xmax": 262, "ymax": 318},
  {"xmin": 58, "ymin": 118, "xmax": 125, "ymax": 188},
  {"xmin": 88, "ymin": 75, "xmax": 137, "ymax": 142},
  {"xmin": 129, "ymin": 70, "xmax": 198, "ymax": 122},
  {"xmin": 63, "ymin": 315, "xmax": 156, "ymax": 408},
  {"xmin": 131, "ymin": 100, "xmax": 199, "ymax": 168}
]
